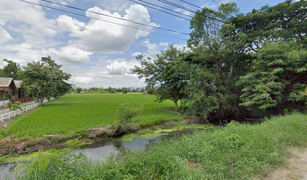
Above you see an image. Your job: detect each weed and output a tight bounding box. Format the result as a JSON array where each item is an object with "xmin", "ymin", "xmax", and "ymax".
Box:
[{"xmin": 100, "ymin": 130, "xmax": 107, "ymax": 136}]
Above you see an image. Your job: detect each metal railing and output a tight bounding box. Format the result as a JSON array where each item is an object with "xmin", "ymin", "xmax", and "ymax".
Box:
[{"xmin": 0, "ymin": 97, "xmax": 55, "ymax": 122}]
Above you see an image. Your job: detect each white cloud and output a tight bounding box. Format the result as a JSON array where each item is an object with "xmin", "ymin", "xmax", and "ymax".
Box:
[
  {"xmin": 72, "ymin": 76, "xmax": 93, "ymax": 84},
  {"xmin": 107, "ymin": 61, "xmax": 133, "ymax": 75},
  {"xmin": 132, "ymin": 52, "xmax": 141, "ymax": 57},
  {"xmin": 0, "ymin": 25, "xmax": 12, "ymax": 44},
  {"xmin": 56, "ymin": 4, "xmax": 157, "ymax": 54},
  {"xmin": 57, "ymin": 45, "xmax": 93, "ymax": 63},
  {"xmin": 158, "ymin": 42, "xmax": 169, "ymax": 47},
  {"xmin": 141, "ymin": 39, "xmax": 159, "ymax": 55},
  {"xmin": 65, "ymin": 58, "xmax": 144, "ymax": 88}
]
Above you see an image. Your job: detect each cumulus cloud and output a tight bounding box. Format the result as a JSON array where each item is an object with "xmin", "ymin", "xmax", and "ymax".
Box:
[
  {"xmin": 106, "ymin": 61, "xmax": 134, "ymax": 75},
  {"xmin": 65, "ymin": 58, "xmax": 144, "ymax": 88},
  {"xmin": 141, "ymin": 39, "xmax": 159, "ymax": 55},
  {"xmin": 57, "ymin": 45, "xmax": 93, "ymax": 63},
  {"xmin": 132, "ymin": 52, "xmax": 141, "ymax": 57},
  {"xmin": 56, "ymin": 4, "xmax": 158, "ymax": 54},
  {"xmin": 72, "ymin": 76, "xmax": 93, "ymax": 84}
]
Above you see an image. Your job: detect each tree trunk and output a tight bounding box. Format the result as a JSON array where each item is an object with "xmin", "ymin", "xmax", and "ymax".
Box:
[{"xmin": 174, "ymin": 100, "xmax": 178, "ymax": 108}]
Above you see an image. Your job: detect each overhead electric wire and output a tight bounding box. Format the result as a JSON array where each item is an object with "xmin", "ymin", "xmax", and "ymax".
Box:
[
  {"xmin": 178, "ymin": 0, "xmax": 219, "ymax": 16},
  {"xmin": 131, "ymin": 0, "xmax": 220, "ymax": 30},
  {"xmin": 179, "ymin": 0, "xmax": 201, "ymax": 9},
  {"xmin": 19, "ymin": 0, "xmax": 188, "ymax": 40},
  {"xmin": 129, "ymin": 0, "xmax": 191, "ymax": 21},
  {"xmin": 138, "ymin": 0, "xmax": 193, "ymax": 18},
  {"xmin": 158, "ymin": 0, "xmax": 225, "ymax": 23},
  {"xmin": 40, "ymin": 0, "xmax": 190, "ymax": 36},
  {"xmin": 212, "ymin": 0, "xmax": 220, "ymax": 4},
  {"xmin": 158, "ymin": 0, "xmax": 196, "ymax": 13}
]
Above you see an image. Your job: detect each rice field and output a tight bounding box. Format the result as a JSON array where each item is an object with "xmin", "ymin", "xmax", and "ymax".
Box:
[{"xmin": 0, "ymin": 94, "xmax": 181, "ymax": 138}]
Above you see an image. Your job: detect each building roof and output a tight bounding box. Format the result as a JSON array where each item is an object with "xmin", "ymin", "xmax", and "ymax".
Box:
[
  {"xmin": 0, "ymin": 77, "xmax": 14, "ymax": 87},
  {"xmin": 14, "ymin": 80, "xmax": 23, "ymax": 88}
]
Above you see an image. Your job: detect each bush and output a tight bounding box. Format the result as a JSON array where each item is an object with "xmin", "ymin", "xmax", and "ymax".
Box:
[
  {"xmin": 122, "ymin": 87, "xmax": 129, "ymax": 94},
  {"xmin": 12, "ymin": 101, "xmax": 22, "ymax": 111},
  {"xmin": 117, "ymin": 103, "xmax": 141, "ymax": 124},
  {"xmin": 6, "ymin": 102, "xmax": 12, "ymax": 110}
]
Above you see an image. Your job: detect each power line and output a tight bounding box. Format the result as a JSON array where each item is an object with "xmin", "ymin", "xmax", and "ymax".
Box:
[
  {"xmin": 179, "ymin": 0, "xmax": 201, "ymax": 9},
  {"xmin": 158, "ymin": 0, "xmax": 196, "ymax": 13},
  {"xmin": 129, "ymin": 0, "xmax": 191, "ymax": 21},
  {"xmin": 19, "ymin": 0, "xmax": 188, "ymax": 40},
  {"xmin": 212, "ymin": 0, "xmax": 220, "ymax": 4},
  {"xmin": 40, "ymin": 0, "xmax": 190, "ymax": 36},
  {"xmin": 131, "ymin": 0, "xmax": 221, "ymax": 29},
  {"xmin": 178, "ymin": 0, "xmax": 219, "ymax": 16},
  {"xmin": 138, "ymin": 0, "xmax": 193, "ymax": 18},
  {"xmin": 158, "ymin": 0, "xmax": 225, "ymax": 23}
]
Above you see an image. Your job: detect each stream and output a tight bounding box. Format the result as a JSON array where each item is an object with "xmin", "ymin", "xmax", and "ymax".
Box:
[{"xmin": 0, "ymin": 127, "xmax": 202, "ymax": 180}]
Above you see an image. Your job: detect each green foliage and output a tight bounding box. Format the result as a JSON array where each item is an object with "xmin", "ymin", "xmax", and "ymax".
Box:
[
  {"xmin": 100, "ymin": 130, "xmax": 107, "ymax": 136},
  {"xmin": 0, "ymin": 94, "xmax": 181, "ymax": 138},
  {"xmin": 5, "ymin": 93, "xmax": 12, "ymax": 100},
  {"xmin": 117, "ymin": 103, "xmax": 141, "ymax": 124},
  {"xmin": 3, "ymin": 59, "xmax": 21, "ymax": 79},
  {"xmin": 97, "ymin": 87, "xmax": 105, "ymax": 93},
  {"xmin": 237, "ymin": 40, "xmax": 307, "ymax": 112},
  {"xmin": 121, "ymin": 87, "xmax": 128, "ymax": 94},
  {"xmin": 181, "ymin": 65, "xmax": 221, "ymax": 120},
  {"xmin": 76, "ymin": 87, "xmax": 82, "ymax": 93},
  {"xmin": 6, "ymin": 101, "xmax": 12, "ymax": 110},
  {"xmin": 11, "ymin": 101, "xmax": 22, "ymax": 111},
  {"xmin": 21, "ymin": 56, "xmax": 72, "ymax": 103},
  {"xmin": 16, "ymin": 113, "xmax": 307, "ymax": 180},
  {"xmin": 107, "ymin": 86, "xmax": 117, "ymax": 93},
  {"xmin": 132, "ymin": 44, "xmax": 187, "ymax": 105}
]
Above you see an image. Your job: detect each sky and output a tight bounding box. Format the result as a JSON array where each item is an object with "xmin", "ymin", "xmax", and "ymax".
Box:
[{"xmin": 0, "ymin": 0, "xmax": 290, "ymax": 88}]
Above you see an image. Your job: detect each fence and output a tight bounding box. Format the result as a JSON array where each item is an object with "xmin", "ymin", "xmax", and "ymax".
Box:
[{"xmin": 0, "ymin": 97, "xmax": 55, "ymax": 122}]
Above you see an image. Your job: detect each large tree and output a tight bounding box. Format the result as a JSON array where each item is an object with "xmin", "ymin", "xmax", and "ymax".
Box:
[
  {"xmin": 132, "ymin": 44, "xmax": 187, "ymax": 107},
  {"xmin": 21, "ymin": 56, "xmax": 72, "ymax": 103},
  {"xmin": 3, "ymin": 59, "xmax": 21, "ymax": 79},
  {"xmin": 237, "ymin": 40, "xmax": 307, "ymax": 115}
]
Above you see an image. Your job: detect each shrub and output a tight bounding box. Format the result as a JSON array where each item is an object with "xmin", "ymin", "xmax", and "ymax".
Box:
[
  {"xmin": 122, "ymin": 87, "xmax": 129, "ymax": 94},
  {"xmin": 117, "ymin": 103, "xmax": 141, "ymax": 124},
  {"xmin": 6, "ymin": 102, "xmax": 12, "ymax": 110},
  {"xmin": 12, "ymin": 101, "xmax": 22, "ymax": 111}
]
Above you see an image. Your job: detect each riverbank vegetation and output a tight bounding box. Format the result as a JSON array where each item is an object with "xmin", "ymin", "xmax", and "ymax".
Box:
[
  {"xmin": 14, "ymin": 113, "xmax": 307, "ymax": 179},
  {"xmin": 133, "ymin": 0, "xmax": 307, "ymax": 122},
  {"xmin": 0, "ymin": 94, "xmax": 181, "ymax": 139}
]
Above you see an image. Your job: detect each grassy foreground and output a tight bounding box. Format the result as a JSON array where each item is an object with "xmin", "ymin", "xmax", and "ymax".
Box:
[
  {"xmin": 15, "ymin": 113, "xmax": 307, "ymax": 180},
  {"xmin": 0, "ymin": 94, "xmax": 181, "ymax": 138}
]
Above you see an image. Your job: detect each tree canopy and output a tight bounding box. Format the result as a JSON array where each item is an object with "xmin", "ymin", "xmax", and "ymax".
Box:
[
  {"xmin": 133, "ymin": 0, "xmax": 307, "ymax": 122},
  {"xmin": 21, "ymin": 56, "xmax": 72, "ymax": 102}
]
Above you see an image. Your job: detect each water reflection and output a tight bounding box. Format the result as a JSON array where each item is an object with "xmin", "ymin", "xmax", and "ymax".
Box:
[{"xmin": 0, "ymin": 128, "xmax": 197, "ymax": 179}]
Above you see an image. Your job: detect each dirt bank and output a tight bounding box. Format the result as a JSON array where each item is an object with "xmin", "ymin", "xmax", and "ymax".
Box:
[{"xmin": 260, "ymin": 148, "xmax": 307, "ymax": 180}]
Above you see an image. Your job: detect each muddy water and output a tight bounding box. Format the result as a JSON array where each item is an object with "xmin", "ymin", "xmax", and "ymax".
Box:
[{"xmin": 0, "ymin": 128, "xmax": 200, "ymax": 180}]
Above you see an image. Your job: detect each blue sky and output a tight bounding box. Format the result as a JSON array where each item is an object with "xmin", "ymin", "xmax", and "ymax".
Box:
[{"xmin": 0, "ymin": 0, "xmax": 289, "ymax": 88}]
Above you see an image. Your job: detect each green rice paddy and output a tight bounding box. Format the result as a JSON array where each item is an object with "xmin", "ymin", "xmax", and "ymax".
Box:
[{"xmin": 0, "ymin": 94, "xmax": 181, "ymax": 138}]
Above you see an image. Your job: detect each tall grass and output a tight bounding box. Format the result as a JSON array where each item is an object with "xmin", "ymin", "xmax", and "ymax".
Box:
[
  {"xmin": 0, "ymin": 94, "xmax": 181, "ymax": 138},
  {"xmin": 15, "ymin": 113, "xmax": 307, "ymax": 180}
]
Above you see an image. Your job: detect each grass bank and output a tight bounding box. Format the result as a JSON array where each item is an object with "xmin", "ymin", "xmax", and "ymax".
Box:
[
  {"xmin": 0, "ymin": 94, "xmax": 181, "ymax": 138},
  {"xmin": 15, "ymin": 113, "xmax": 307, "ymax": 180}
]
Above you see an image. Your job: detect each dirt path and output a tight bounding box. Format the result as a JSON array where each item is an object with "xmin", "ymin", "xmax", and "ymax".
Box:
[{"xmin": 262, "ymin": 148, "xmax": 307, "ymax": 180}]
